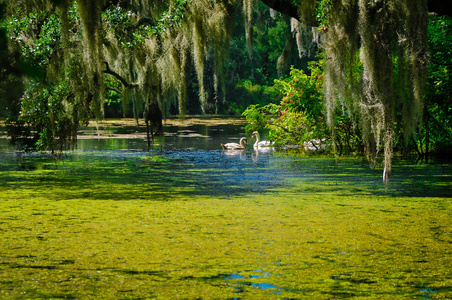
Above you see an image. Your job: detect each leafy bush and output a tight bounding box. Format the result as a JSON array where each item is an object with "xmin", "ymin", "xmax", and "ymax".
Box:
[
  {"xmin": 243, "ymin": 60, "xmax": 363, "ymax": 153},
  {"xmin": 243, "ymin": 62, "xmax": 327, "ymax": 146},
  {"xmin": 8, "ymin": 79, "xmax": 89, "ymax": 153}
]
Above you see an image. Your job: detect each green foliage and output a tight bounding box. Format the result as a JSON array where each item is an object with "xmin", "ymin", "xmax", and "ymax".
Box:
[
  {"xmin": 4, "ymin": 3, "xmax": 91, "ymax": 152},
  {"xmin": 153, "ymin": 0, "xmax": 189, "ymax": 35},
  {"xmin": 223, "ymin": 80, "xmax": 278, "ymax": 115},
  {"xmin": 243, "ymin": 60, "xmax": 361, "ymax": 152},
  {"xmin": 3, "ymin": 0, "xmax": 313, "ymax": 141},
  {"xmin": 315, "ymin": 0, "xmax": 330, "ymax": 28},
  {"xmin": 391, "ymin": 14, "xmax": 452, "ymax": 160},
  {"xmin": 102, "ymin": 0, "xmax": 190, "ymax": 48},
  {"xmin": 275, "ymin": 65, "xmax": 324, "ymax": 120},
  {"xmin": 242, "ymin": 64, "xmax": 322, "ymax": 146},
  {"xmin": 102, "ymin": 7, "xmax": 133, "ymax": 46},
  {"xmin": 0, "ymin": 2, "xmax": 24, "ymax": 120},
  {"xmin": 422, "ymin": 14, "xmax": 452, "ymax": 158},
  {"xmin": 241, "ymin": 11, "xmax": 450, "ymax": 157},
  {"xmin": 13, "ymin": 79, "xmax": 87, "ymax": 153},
  {"xmin": 221, "ymin": 2, "xmax": 314, "ymax": 116},
  {"xmin": 8, "ymin": 11, "xmax": 61, "ymax": 72}
]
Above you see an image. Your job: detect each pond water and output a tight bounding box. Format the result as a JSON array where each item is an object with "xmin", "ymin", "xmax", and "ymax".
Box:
[
  {"xmin": 75, "ymin": 117, "xmax": 253, "ymax": 151},
  {"xmin": 0, "ymin": 118, "xmax": 451, "ymax": 299},
  {"xmin": 0, "ymin": 117, "xmax": 250, "ymax": 152}
]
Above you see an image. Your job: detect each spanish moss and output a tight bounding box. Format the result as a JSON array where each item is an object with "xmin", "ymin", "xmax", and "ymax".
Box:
[{"xmin": 322, "ymin": 0, "xmax": 428, "ymax": 183}]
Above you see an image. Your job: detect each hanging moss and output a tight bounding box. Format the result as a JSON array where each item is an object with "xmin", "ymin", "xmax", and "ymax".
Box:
[
  {"xmin": 189, "ymin": 1, "xmax": 209, "ymax": 113},
  {"xmin": 298, "ymin": 0, "xmax": 316, "ymax": 26},
  {"xmin": 277, "ymin": 29, "xmax": 293, "ymax": 76},
  {"xmin": 76, "ymin": 0, "xmax": 105, "ymax": 119},
  {"xmin": 242, "ymin": 0, "xmax": 255, "ymax": 57},
  {"xmin": 58, "ymin": 0, "xmax": 70, "ymax": 67},
  {"xmin": 10, "ymin": 0, "xmax": 239, "ymax": 121},
  {"xmin": 210, "ymin": 2, "xmax": 235, "ymax": 112},
  {"xmin": 321, "ymin": 0, "xmax": 428, "ymax": 183}
]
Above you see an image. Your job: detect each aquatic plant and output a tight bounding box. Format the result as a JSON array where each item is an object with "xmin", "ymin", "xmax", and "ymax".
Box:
[{"xmin": 0, "ymin": 150, "xmax": 451, "ymax": 298}]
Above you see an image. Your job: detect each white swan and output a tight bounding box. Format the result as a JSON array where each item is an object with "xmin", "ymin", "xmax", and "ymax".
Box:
[
  {"xmin": 251, "ymin": 131, "xmax": 274, "ymax": 148},
  {"xmin": 221, "ymin": 137, "xmax": 247, "ymax": 150}
]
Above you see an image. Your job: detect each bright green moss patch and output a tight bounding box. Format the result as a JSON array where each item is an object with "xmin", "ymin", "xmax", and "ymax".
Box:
[{"xmin": 0, "ymin": 151, "xmax": 451, "ymax": 299}]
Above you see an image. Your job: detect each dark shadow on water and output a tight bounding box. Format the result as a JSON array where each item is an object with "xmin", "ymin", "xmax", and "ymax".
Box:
[
  {"xmin": 277, "ymin": 155, "xmax": 452, "ymax": 198},
  {"xmin": 0, "ymin": 149, "xmax": 291, "ymax": 201}
]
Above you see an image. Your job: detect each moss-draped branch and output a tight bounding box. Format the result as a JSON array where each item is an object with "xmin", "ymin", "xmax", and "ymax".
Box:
[{"xmin": 103, "ymin": 62, "xmax": 138, "ymax": 89}]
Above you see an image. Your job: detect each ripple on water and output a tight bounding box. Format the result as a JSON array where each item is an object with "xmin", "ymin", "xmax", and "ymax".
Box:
[{"xmin": 224, "ymin": 271, "xmax": 283, "ymax": 294}]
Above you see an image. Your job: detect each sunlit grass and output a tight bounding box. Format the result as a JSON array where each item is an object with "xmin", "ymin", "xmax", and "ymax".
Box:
[{"xmin": 0, "ymin": 151, "xmax": 451, "ymax": 299}]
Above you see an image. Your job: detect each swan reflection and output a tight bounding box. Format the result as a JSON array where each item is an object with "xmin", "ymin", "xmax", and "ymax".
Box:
[{"xmin": 252, "ymin": 146, "xmax": 275, "ymax": 162}]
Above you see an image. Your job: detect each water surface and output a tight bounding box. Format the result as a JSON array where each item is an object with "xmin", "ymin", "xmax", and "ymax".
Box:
[{"xmin": 0, "ymin": 118, "xmax": 451, "ymax": 299}]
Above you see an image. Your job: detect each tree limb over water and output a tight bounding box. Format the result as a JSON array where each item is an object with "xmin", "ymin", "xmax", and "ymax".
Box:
[{"xmin": 103, "ymin": 62, "xmax": 138, "ymax": 89}]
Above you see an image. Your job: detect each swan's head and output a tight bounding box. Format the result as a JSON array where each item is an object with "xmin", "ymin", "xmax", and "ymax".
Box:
[
  {"xmin": 251, "ymin": 131, "xmax": 259, "ymax": 138},
  {"xmin": 240, "ymin": 137, "xmax": 247, "ymax": 144}
]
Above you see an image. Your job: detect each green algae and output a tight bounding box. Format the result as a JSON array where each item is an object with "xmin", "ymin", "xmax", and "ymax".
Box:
[{"xmin": 0, "ymin": 151, "xmax": 451, "ymax": 299}]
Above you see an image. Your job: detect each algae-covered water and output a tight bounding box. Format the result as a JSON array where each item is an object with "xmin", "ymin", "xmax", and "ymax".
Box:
[{"xmin": 0, "ymin": 118, "xmax": 451, "ymax": 299}]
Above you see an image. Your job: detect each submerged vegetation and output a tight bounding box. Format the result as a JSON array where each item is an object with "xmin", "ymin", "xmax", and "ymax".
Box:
[{"xmin": 0, "ymin": 150, "xmax": 451, "ymax": 299}]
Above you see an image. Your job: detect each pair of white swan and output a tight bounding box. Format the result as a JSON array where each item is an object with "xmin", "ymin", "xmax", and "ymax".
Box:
[{"xmin": 221, "ymin": 131, "xmax": 274, "ymax": 150}]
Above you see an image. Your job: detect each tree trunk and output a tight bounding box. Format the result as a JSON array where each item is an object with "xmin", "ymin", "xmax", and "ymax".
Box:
[{"xmin": 144, "ymin": 101, "xmax": 163, "ymax": 150}]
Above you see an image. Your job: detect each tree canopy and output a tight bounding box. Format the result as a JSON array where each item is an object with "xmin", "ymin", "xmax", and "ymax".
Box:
[{"xmin": 1, "ymin": 0, "xmax": 451, "ymax": 181}]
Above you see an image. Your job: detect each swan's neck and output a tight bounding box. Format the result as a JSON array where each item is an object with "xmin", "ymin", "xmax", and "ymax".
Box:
[
  {"xmin": 253, "ymin": 133, "xmax": 260, "ymax": 147},
  {"xmin": 240, "ymin": 139, "xmax": 245, "ymax": 147}
]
